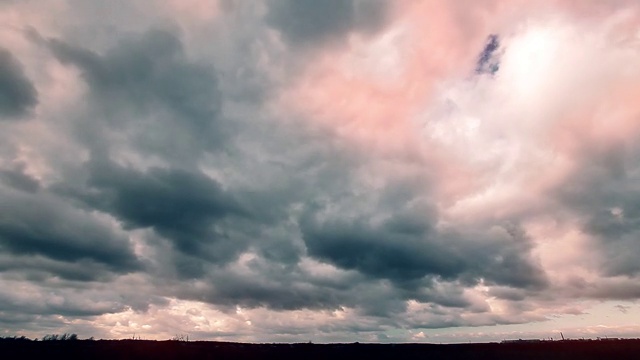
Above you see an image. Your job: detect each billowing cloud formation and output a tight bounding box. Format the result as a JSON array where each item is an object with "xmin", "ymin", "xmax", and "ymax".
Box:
[
  {"xmin": 42, "ymin": 28, "xmax": 225, "ymax": 162},
  {"xmin": 2, "ymin": 0, "xmax": 640, "ymax": 343}
]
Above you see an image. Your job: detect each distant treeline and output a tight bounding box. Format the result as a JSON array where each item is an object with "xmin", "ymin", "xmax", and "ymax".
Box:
[{"xmin": 1, "ymin": 334, "xmax": 82, "ymax": 341}]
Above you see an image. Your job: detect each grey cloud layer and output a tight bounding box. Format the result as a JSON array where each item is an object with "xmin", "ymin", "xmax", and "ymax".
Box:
[
  {"xmin": 301, "ymin": 206, "xmax": 547, "ymax": 288},
  {"xmin": 556, "ymin": 143, "xmax": 640, "ymax": 279},
  {"xmin": 0, "ymin": 48, "xmax": 38, "ymax": 119},
  {"xmin": 44, "ymin": 29, "xmax": 225, "ymax": 163},
  {"xmin": 0, "ymin": 189, "xmax": 141, "ymax": 279},
  {"xmin": 56, "ymin": 156, "xmax": 250, "ymax": 271},
  {"xmin": 0, "ymin": 163, "xmax": 40, "ymax": 193}
]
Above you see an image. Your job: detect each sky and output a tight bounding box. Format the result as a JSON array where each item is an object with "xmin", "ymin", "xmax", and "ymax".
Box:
[{"xmin": 2, "ymin": 0, "xmax": 640, "ymax": 343}]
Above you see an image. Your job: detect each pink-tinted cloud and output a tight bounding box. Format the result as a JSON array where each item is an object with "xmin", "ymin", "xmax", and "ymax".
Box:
[{"xmin": 274, "ymin": 0, "xmax": 640, "ymax": 323}]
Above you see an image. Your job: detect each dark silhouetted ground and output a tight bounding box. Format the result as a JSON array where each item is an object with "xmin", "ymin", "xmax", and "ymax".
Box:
[{"xmin": 2, "ymin": 338, "xmax": 640, "ymax": 359}]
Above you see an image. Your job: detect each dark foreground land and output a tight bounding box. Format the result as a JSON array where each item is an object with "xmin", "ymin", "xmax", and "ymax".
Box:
[{"xmin": 2, "ymin": 338, "xmax": 640, "ymax": 360}]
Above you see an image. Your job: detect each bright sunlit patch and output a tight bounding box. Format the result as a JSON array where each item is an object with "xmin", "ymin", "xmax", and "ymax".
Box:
[
  {"xmin": 499, "ymin": 23, "xmax": 563, "ymax": 98},
  {"xmin": 611, "ymin": 207, "xmax": 624, "ymax": 220}
]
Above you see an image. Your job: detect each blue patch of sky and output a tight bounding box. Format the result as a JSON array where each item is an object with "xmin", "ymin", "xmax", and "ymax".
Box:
[{"xmin": 476, "ymin": 34, "xmax": 500, "ymax": 75}]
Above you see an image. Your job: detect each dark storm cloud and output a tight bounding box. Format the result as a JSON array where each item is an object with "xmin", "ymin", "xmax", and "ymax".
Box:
[
  {"xmin": 55, "ymin": 156, "xmax": 247, "ymax": 265},
  {"xmin": 45, "ymin": 28, "xmax": 225, "ymax": 159},
  {"xmin": 300, "ymin": 210, "xmax": 460, "ymax": 281},
  {"xmin": 266, "ymin": 0, "xmax": 388, "ymax": 46},
  {"xmin": 0, "ymin": 47, "xmax": 38, "ymax": 119},
  {"xmin": 18, "ymin": 298, "xmax": 125, "ymax": 318},
  {"xmin": 467, "ymin": 224, "xmax": 549, "ymax": 289},
  {"xmin": 300, "ymin": 201, "xmax": 547, "ymax": 290},
  {"xmin": 0, "ymin": 189, "xmax": 140, "ymax": 273},
  {"xmin": 47, "ymin": 28, "xmax": 217, "ymax": 119},
  {"xmin": 0, "ymin": 254, "xmax": 125, "ymax": 282},
  {"xmin": 195, "ymin": 273, "xmax": 348, "ymax": 311},
  {"xmin": 556, "ymin": 143, "xmax": 640, "ymax": 278}
]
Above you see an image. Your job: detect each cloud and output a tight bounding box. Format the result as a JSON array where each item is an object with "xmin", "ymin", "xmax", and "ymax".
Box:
[
  {"xmin": 0, "ymin": 188, "xmax": 141, "ymax": 276},
  {"xmin": 0, "ymin": 162, "xmax": 40, "ymax": 193},
  {"xmin": 554, "ymin": 142, "xmax": 640, "ymax": 278},
  {"xmin": 3, "ymin": 0, "xmax": 640, "ymax": 343},
  {"xmin": 266, "ymin": 0, "xmax": 388, "ymax": 47},
  {"xmin": 44, "ymin": 28, "xmax": 226, "ymax": 163},
  {"xmin": 0, "ymin": 47, "xmax": 38, "ymax": 119},
  {"xmin": 300, "ymin": 202, "xmax": 547, "ymax": 290},
  {"xmin": 51, "ymin": 155, "xmax": 250, "ymax": 278}
]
